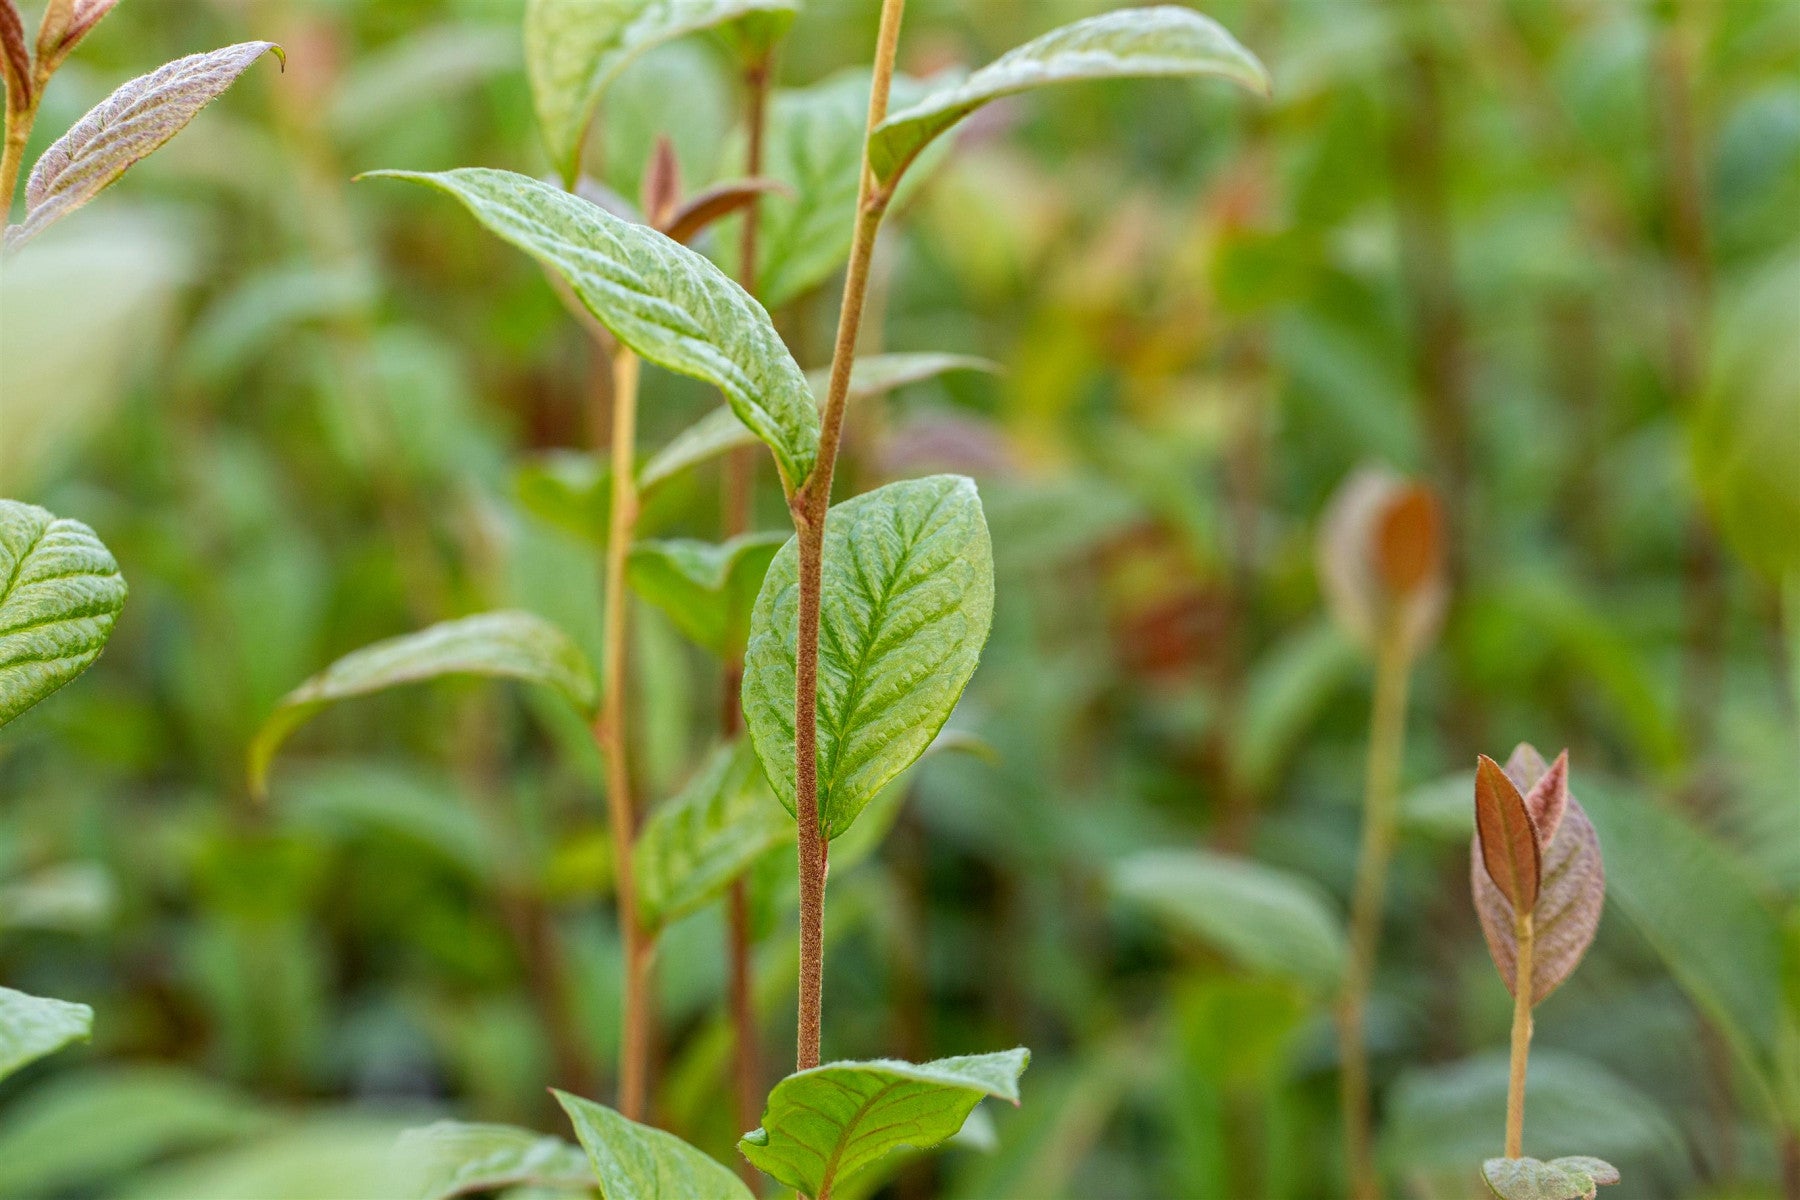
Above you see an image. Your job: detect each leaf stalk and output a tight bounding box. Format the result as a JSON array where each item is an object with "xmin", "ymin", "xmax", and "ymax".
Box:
[{"xmin": 1505, "ymin": 908, "xmax": 1536, "ymax": 1158}]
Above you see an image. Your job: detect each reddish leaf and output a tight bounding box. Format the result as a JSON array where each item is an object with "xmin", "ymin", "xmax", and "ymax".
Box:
[
  {"xmin": 1, "ymin": 0, "xmax": 29, "ymax": 111},
  {"xmin": 1316, "ymin": 467, "xmax": 1448, "ymax": 662},
  {"xmin": 1373, "ymin": 484, "xmax": 1442, "ymax": 597},
  {"xmin": 640, "ymin": 133, "xmax": 682, "ymax": 229},
  {"xmin": 1474, "ymin": 754, "xmax": 1540, "ymax": 913},
  {"xmin": 36, "ymin": 0, "xmax": 115, "ymax": 71},
  {"xmin": 661, "ymin": 178, "xmax": 787, "ymax": 246},
  {"xmin": 1522, "ymin": 749, "xmax": 1569, "ymax": 844}
]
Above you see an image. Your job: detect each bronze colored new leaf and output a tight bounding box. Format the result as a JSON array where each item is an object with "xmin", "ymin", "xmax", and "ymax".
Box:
[
  {"xmin": 1374, "ymin": 485, "xmax": 1442, "ymax": 597},
  {"xmin": 1475, "ymin": 754, "xmax": 1540, "ymax": 914},
  {"xmin": 641, "ymin": 132, "xmax": 682, "ymax": 228},
  {"xmin": 662, "ymin": 179, "xmax": 785, "ymax": 246},
  {"xmin": 1, "ymin": 1, "xmax": 29, "ymax": 110}
]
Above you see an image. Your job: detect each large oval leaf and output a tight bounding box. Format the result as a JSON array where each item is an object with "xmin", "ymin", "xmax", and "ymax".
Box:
[
  {"xmin": 372, "ymin": 168, "xmax": 818, "ymax": 488},
  {"xmin": 628, "ymin": 532, "xmax": 784, "ymax": 660},
  {"xmin": 248, "ymin": 611, "xmax": 599, "ymax": 796},
  {"xmin": 742, "ymin": 475, "xmax": 995, "ymax": 839},
  {"xmin": 867, "ymin": 7, "xmax": 1269, "ymax": 188},
  {"xmin": 0, "ymin": 500, "xmax": 127, "ymax": 729},
  {"xmin": 395, "ymin": 1121, "xmax": 592, "ymax": 1200},
  {"xmin": 738, "ymin": 1049, "xmax": 1028, "ymax": 1199},
  {"xmin": 552, "ymin": 1089, "xmax": 751, "ymax": 1200},
  {"xmin": 0, "ymin": 987, "xmax": 92, "ymax": 1083},
  {"xmin": 1110, "ymin": 848, "xmax": 1348, "ymax": 995},
  {"xmin": 526, "ymin": 0, "xmax": 797, "ymax": 185},
  {"xmin": 5, "ymin": 43, "xmax": 283, "ymax": 251}
]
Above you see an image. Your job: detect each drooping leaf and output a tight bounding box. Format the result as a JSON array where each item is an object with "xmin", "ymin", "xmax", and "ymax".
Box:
[
  {"xmin": 738, "ymin": 1049, "xmax": 1029, "ymax": 1199},
  {"xmin": 1473, "ymin": 754, "xmax": 1541, "ymax": 915},
  {"xmin": 0, "ymin": 500, "xmax": 128, "ymax": 729},
  {"xmin": 552, "ymin": 1089, "xmax": 751, "ymax": 1200},
  {"xmin": 634, "ymin": 739, "xmax": 791, "ymax": 929},
  {"xmin": 1109, "ymin": 848, "xmax": 1347, "ymax": 995},
  {"xmin": 867, "ymin": 6, "xmax": 1270, "ymax": 187},
  {"xmin": 628, "ymin": 532, "xmax": 783, "ymax": 660},
  {"xmin": 1482, "ymin": 1156, "xmax": 1618, "ymax": 1200},
  {"xmin": 248, "ymin": 611, "xmax": 599, "ymax": 796},
  {"xmin": 742, "ymin": 475, "xmax": 995, "ymax": 839},
  {"xmin": 371, "ymin": 169, "xmax": 818, "ymax": 488},
  {"xmin": 395, "ymin": 1121, "xmax": 592, "ymax": 1200},
  {"xmin": 5, "ymin": 42, "xmax": 283, "ymax": 251},
  {"xmin": 662, "ymin": 177, "xmax": 785, "ymax": 246},
  {"xmin": 0, "ymin": 987, "xmax": 92, "ymax": 1082},
  {"xmin": 525, "ymin": 0, "xmax": 798, "ymax": 185}
]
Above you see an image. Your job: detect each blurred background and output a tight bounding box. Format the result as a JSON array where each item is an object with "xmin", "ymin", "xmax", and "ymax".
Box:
[{"xmin": 2, "ymin": 0, "xmax": 1798, "ymax": 1196}]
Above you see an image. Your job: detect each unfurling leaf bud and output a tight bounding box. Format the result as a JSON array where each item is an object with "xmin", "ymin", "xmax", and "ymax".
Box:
[
  {"xmin": 1317, "ymin": 467, "xmax": 1447, "ymax": 661},
  {"xmin": 640, "ymin": 133, "xmax": 682, "ymax": 230}
]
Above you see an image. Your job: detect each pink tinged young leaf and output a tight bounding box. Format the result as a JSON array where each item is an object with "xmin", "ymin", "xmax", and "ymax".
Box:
[
  {"xmin": 660, "ymin": 177, "xmax": 786, "ymax": 245},
  {"xmin": 35, "ymin": 0, "xmax": 116, "ymax": 70},
  {"xmin": 1521, "ymin": 750, "xmax": 1570, "ymax": 844},
  {"xmin": 1475, "ymin": 754, "xmax": 1541, "ymax": 914},
  {"xmin": 1, "ymin": 0, "xmax": 29, "ymax": 110},
  {"xmin": 640, "ymin": 132, "xmax": 682, "ymax": 228},
  {"xmin": 3, "ymin": 41, "xmax": 282, "ymax": 251}
]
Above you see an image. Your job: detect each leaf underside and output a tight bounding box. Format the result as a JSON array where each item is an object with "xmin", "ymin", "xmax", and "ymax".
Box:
[
  {"xmin": 1482, "ymin": 1155, "xmax": 1620, "ymax": 1200},
  {"xmin": 396, "ymin": 1120, "xmax": 592, "ymax": 1200},
  {"xmin": 0, "ymin": 500, "xmax": 127, "ymax": 729},
  {"xmin": 553, "ymin": 1089, "xmax": 751, "ymax": 1200},
  {"xmin": 742, "ymin": 475, "xmax": 995, "ymax": 839},
  {"xmin": 0, "ymin": 987, "xmax": 93, "ymax": 1083},
  {"xmin": 738, "ymin": 1049, "xmax": 1029, "ymax": 1198}
]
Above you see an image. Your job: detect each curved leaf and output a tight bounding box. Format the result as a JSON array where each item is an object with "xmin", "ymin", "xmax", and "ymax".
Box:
[
  {"xmin": 5, "ymin": 43, "xmax": 283, "ymax": 251},
  {"xmin": 526, "ymin": 0, "xmax": 798, "ymax": 185},
  {"xmin": 1110, "ymin": 848, "xmax": 1347, "ymax": 994},
  {"xmin": 628, "ymin": 532, "xmax": 784, "ymax": 660},
  {"xmin": 371, "ymin": 168, "xmax": 818, "ymax": 488},
  {"xmin": 738, "ymin": 1049, "xmax": 1029, "ymax": 1198},
  {"xmin": 0, "ymin": 987, "xmax": 92, "ymax": 1082},
  {"xmin": 248, "ymin": 611, "xmax": 599, "ymax": 797},
  {"xmin": 552, "ymin": 1089, "xmax": 751, "ymax": 1200},
  {"xmin": 0, "ymin": 500, "xmax": 127, "ymax": 729},
  {"xmin": 742, "ymin": 475, "xmax": 995, "ymax": 839},
  {"xmin": 867, "ymin": 7, "xmax": 1269, "ymax": 188},
  {"xmin": 396, "ymin": 1121, "xmax": 591, "ymax": 1200},
  {"xmin": 1474, "ymin": 754, "xmax": 1541, "ymax": 914},
  {"xmin": 634, "ymin": 739, "xmax": 791, "ymax": 929}
]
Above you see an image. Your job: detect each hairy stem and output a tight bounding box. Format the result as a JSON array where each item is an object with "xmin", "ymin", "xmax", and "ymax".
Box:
[
  {"xmin": 1338, "ymin": 629, "xmax": 1412, "ymax": 1200},
  {"xmin": 1505, "ymin": 910, "xmax": 1536, "ymax": 1159},
  {"xmin": 599, "ymin": 347, "xmax": 650, "ymax": 1119},
  {"xmin": 785, "ymin": 0, "xmax": 907, "ymax": 1075},
  {"xmin": 0, "ymin": 89, "xmax": 34, "ymax": 221}
]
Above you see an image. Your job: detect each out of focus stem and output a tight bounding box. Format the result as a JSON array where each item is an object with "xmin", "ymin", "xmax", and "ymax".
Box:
[
  {"xmin": 1505, "ymin": 910, "xmax": 1535, "ymax": 1159},
  {"xmin": 1338, "ymin": 626, "xmax": 1411, "ymax": 1200}
]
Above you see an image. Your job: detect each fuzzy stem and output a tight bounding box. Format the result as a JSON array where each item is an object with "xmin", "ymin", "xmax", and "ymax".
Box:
[
  {"xmin": 1505, "ymin": 910, "xmax": 1536, "ymax": 1159},
  {"xmin": 1338, "ymin": 628, "xmax": 1412, "ymax": 1200},
  {"xmin": 785, "ymin": 0, "xmax": 906, "ymax": 1076},
  {"xmin": 598, "ymin": 347, "xmax": 650, "ymax": 1119}
]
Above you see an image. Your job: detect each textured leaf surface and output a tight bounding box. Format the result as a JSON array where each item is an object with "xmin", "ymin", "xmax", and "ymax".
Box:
[
  {"xmin": 396, "ymin": 1121, "xmax": 591, "ymax": 1200},
  {"xmin": 1110, "ymin": 848, "xmax": 1347, "ymax": 994},
  {"xmin": 374, "ymin": 169, "xmax": 817, "ymax": 487},
  {"xmin": 1483, "ymin": 1156, "xmax": 1615, "ymax": 1200},
  {"xmin": 743, "ymin": 475, "xmax": 995, "ymax": 839},
  {"xmin": 0, "ymin": 500, "xmax": 127, "ymax": 729},
  {"xmin": 553, "ymin": 1089, "xmax": 751, "ymax": 1200},
  {"xmin": 526, "ymin": 0, "xmax": 798, "ymax": 184},
  {"xmin": 248, "ymin": 611, "xmax": 599, "ymax": 795},
  {"xmin": 634, "ymin": 739, "xmax": 791, "ymax": 929},
  {"xmin": 738, "ymin": 1049, "xmax": 1029, "ymax": 1198},
  {"xmin": 628, "ymin": 533, "xmax": 783, "ymax": 660},
  {"xmin": 868, "ymin": 6, "xmax": 1269, "ymax": 186},
  {"xmin": 1474, "ymin": 754, "xmax": 1541, "ymax": 914},
  {"xmin": 0, "ymin": 987, "xmax": 92, "ymax": 1082},
  {"xmin": 6, "ymin": 43, "xmax": 282, "ymax": 250}
]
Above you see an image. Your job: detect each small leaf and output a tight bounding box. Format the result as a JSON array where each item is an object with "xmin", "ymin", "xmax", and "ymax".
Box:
[
  {"xmin": 1474, "ymin": 754, "xmax": 1541, "ymax": 915},
  {"xmin": 5, "ymin": 42, "xmax": 283, "ymax": 251},
  {"xmin": 1373, "ymin": 484, "xmax": 1443, "ymax": 596},
  {"xmin": 0, "ymin": 500, "xmax": 128, "ymax": 729},
  {"xmin": 372, "ymin": 168, "xmax": 818, "ymax": 488},
  {"xmin": 525, "ymin": 0, "xmax": 799, "ymax": 185},
  {"xmin": 867, "ymin": 6, "xmax": 1269, "ymax": 188},
  {"xmin": 34, "ymin": 0, "xmax": 117, "ymax": 72},
  {"xmin": 742, "ymin": 475, "xmax": 995, "ymax": 839},
  {"xmin": 738, "ymin": 1049, "xmax": 1029, "ymax": 1199},
  {"xmin": 395, "ymin": 1121, "xmax": 592, "ymax": 1200},
  {"xmin": 634, "ymin": 739, "xmax": 791, "ymax": 929},
  {"xmin": 1515, "ymin": 747, "xmax": 1569, "ymax": 844},
  {"xmin": 552, "ymin": 1089, "xmax": 751, "ymax": 1200},
  {"xmin": 1482, "ymin": 1156, "xmax": 1614, "ymax": 1200},
  {"xmin": 0, "ymin": 987, "xmax": 92, "ymax": 1082},
  {"xmin": 1, "ymin": 1, "xmax": 30, "ymax": 111},
  {"xmin": 515, "ymin": 450, "xmax": 612, "ymax": 545},
  {"xmin": 640, "ymin": 132, "xmax": 682, "ymax": 227},
  {"xmin": 248, "ymin": 611, "xmax": 599, "ymax": 797},
  {"xmin": 1109, "ymin": 848, "xmax": 1348, "ymax": 995},
  {"xmin": 628, "ymin": 532, "xmax": 783, "ymax": 660},
  {"xmin": 1317, "ymin": 467, "xmax": 1448, "ymax": 660},
  {"xmin": 661, "ymin": 177, "xmax": 785, "ymax": 246}
]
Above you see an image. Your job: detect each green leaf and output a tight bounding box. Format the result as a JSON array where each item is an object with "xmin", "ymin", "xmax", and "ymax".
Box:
[
  {"xmin": 0, "ymin": 987, "xmax": 92, "ymax": 1082},
  {"xmin": 552, "ymin": 1088, "xmax": 751, "ymax": 1200},
  {"xmin": 738, "ymin": 1049, "xmax": 1029, "ymax": 1198},
  {"xmin": 4, "ymin": 43, "xmax": 284, "ymax": 251},
  {"xmin": 628, "ymin": 532, "xmax": 784, "ymax": 660},
  {"xmin": 1482, "ymin": 1156, "xmax": 1618, "ymax": 1200},
  {"xmin": 395, "ymin": 1121, "xmax": 592, "ymax": 1200},
  {"xmin": 0, "ymin": 500, "xmax": 127, "ymax": 729},
  {"xmin": 248, "ymin": 611, "xmax": 599, "ymax": 797},
  {"xmin": 118, "ymin": 1115, "xmax": 418, "ymax": 1200},
  {"xmin": 1549, "ymin": 1157, "xmax": 1621, "ymax": 1187},
  {"xmin": 634, "ymin": 739, "xmax": 791, "ymax": 929},
  {"xmin": 1109, "ymin": 848, "xmax": 1347, "ymax": 994},
  {"xmin": 525, "ymin": 0, "xmax": 799, "ymax": 185},
  {"xmin": 742, "ymin": 475, "xmax": 995, "ymax": 839},
  {"xmin": 867, "ymin": 7, "xmax": 1269, "ymax": 188},
  {"xmin": 371, "ymin": 169, "xmax": 818, "ymax": 488}
]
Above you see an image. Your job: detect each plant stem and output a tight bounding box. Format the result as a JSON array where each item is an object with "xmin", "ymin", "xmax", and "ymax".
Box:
[
  {"xmin": 599, "ymin": 346, "xmax": 650, "ymax": 1119},
  {"xmin": 1780, "ymin": 1127, "xmax": 1800, "ymax": 1200},
  {"xmin": 1505, "ymin": 910, "xmax": 1536, "ymax": 1159},
  {"xmin": 785, "ymin": 0, "xmax": 907, "ymax": 1075},
  {"xmin": 1338, "ymin": 628, "xmax": 1411, "ymax": 1200},
  {"xmin": 1, "ymin": 89, "xmax": 37, "ymax": 229}
]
